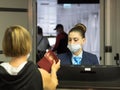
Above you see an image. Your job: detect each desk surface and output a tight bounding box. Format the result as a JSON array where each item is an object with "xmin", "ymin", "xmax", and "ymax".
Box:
[{"xmin": 57, "ymin": 81, "xmax": 120, "ymax": 90}]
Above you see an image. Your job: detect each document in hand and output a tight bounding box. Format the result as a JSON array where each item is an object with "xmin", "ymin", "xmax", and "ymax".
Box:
[{"xmin": 37, "ymin": 50, "xmax": 59, "ymax": 73}]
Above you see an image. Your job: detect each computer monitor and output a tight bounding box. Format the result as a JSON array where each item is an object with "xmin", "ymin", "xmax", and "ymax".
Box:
[{"xmin": 47, "ymin": 36, "xmax": 56, "ymax": 47}]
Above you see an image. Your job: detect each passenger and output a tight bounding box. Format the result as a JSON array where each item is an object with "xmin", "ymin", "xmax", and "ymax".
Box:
[
  {"xmin": 51, "ymin": 24, "xmax": 69, "ymax": 54},
  {"xmin": 0, "ymin": 25, "xmax": 60, "ymax": 90},
  {"xmin": 37, "ymin": 26, "xmax": 50, "ymax": 63}
]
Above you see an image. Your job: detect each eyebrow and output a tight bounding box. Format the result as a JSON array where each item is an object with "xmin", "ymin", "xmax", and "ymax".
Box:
[{"xmin": 68, "ymin": 37, "xmax": 79, "ymax": 40}]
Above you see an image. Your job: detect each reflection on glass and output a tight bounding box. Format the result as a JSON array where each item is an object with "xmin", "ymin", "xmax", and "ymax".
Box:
[{"xmin": 37, "ymin": 0, "xmax": 100, "ymax": 64}]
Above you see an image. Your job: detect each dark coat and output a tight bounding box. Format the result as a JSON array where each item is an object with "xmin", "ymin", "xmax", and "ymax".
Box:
[
  {"xmin": 0, "ymin": 61, "xmax": 43, "ymax": 90},
  {"xmin": 57, "ymin": 50, "xmax": 99, "ymax": 65}
]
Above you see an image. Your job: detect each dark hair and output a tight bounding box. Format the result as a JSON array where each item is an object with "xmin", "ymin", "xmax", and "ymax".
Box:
[
  {"xmin": 69, "ymin": 24, "xmax": 86, "ymax": 38},
  {"xmin": 38, "ymin": 26, "xmax": 43, "ymax": 35},
  {"xmin": 54, "ymin": 24, "xmax": 64, "ymax": 30},
  {"xmin": 74, "ymin": 23, "xmax": 86, "ymax": 32}
]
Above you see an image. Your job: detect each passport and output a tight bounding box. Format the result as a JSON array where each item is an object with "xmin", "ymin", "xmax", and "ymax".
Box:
[{"xmin": 37, "ymin": 50, "xmax": 59, "ymax": 73}]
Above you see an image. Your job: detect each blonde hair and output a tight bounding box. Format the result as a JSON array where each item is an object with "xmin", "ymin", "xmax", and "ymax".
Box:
[{"xmin": 2, "ymin": 25, "xmax": 32, "ymax": 57}]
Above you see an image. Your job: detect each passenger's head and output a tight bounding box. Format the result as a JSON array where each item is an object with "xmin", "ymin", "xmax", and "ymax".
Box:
[
  {"xmin": 54, "ymin": 24, "xmax": 64, "ymax": 34},
  {"xmin": 2, "ymin": 25, "xmax": 32, "ymax": 57},
  {"xmin": 67, "ymin": 23, "xmax": 86, "ymax": 54},
  {"xmin": 38, "ymin": 26, "xmax": 43, "ymax": 35}
]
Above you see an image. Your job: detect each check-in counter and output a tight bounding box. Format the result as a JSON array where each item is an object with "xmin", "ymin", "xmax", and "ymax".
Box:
[{"xmin": 56, "ymin": 65, "xmax": 120, "ymax": 90}]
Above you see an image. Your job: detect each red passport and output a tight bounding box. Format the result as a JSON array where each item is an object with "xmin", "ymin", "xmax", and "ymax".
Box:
[{"xmin": 37, "ymin": 50, "xmax": 59, "ymax": 73}]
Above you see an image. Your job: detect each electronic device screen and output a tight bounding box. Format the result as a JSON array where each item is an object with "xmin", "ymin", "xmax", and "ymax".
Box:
[{"xmin": 47, "ymin": 37, "xmax": 56, "ymax": 47}]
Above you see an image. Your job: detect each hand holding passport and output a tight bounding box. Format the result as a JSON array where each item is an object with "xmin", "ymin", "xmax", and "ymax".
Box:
[{"xmin": 37, "ymin": 50, "xmax": 59, "ymax": 73}]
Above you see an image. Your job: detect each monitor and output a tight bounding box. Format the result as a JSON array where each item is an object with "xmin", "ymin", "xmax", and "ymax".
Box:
[{"xmin": 47, "ymin": 36, "xmax": 56, "ymax": 47}]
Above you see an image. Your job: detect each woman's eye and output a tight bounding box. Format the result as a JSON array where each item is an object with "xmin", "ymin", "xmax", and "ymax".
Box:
[
  {"xmin": 68, "ymin": 38, "xmax": 71, "ymax": 41},
  {"xmin": 74, "ymin": 40, "xmax": 77, "ymax": 42},
  {"xmin": 74, "ymin": 38, "xmax": 79, "ymax": 42}
]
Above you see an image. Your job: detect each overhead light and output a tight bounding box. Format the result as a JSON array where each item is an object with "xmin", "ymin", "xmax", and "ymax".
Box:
[{"xmin": 63, "ymin": 4, "xmax": 71, "ymax": 8}]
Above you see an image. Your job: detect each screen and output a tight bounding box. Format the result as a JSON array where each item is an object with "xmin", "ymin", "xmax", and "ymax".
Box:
[{"xmin": 47, "ymin": 37, "xmax": 56, "ymax": 47}]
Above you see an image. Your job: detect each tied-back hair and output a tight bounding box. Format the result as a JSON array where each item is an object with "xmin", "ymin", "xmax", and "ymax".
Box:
[
  {"xmin": 2, "ymin": 25, "xmax": 32, "ymax": 57},
  {"xmin": 69, "ymin": 23, "xmax": 86, "ymax": 38}
]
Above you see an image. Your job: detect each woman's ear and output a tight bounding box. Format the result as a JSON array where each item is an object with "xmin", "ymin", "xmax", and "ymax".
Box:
[{"xmin": 82, "ymin": 38, "xmax": 86, "ymax": 45}]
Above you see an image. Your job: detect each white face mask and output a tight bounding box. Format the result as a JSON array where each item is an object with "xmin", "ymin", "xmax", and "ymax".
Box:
[{"xmin": 67, "ymin": 44, "xmax": 81, "ymax": 53}]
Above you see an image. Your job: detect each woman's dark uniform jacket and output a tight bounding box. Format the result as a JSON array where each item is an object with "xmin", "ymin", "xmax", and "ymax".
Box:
[
  {"xmin": 57, "ymin": 50, "xmax": 99, "ymax": 65},
  {"xmin": 0, "ymin": 61, "xmax": 43, "ymax": 90}
]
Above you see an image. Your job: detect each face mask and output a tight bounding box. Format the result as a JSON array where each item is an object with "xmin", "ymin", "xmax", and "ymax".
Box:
[{"xmin": 67, "ymin": 44, "xmax": 81, "ymax": 53}]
